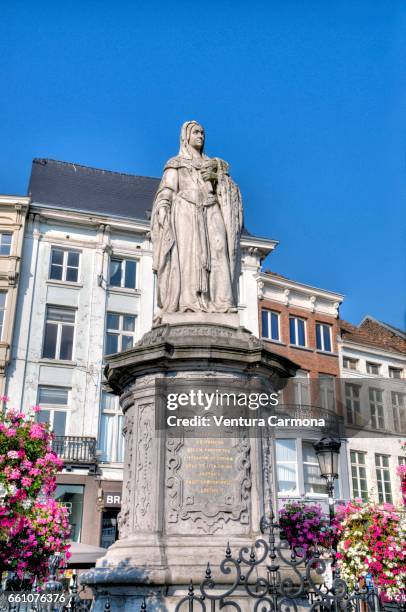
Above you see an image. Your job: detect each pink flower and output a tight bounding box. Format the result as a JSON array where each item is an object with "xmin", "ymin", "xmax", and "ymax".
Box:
[
  {"xmin": 396, "ymin": 464, "xmax": 406, "ymax": 478},
  {"xmin": 7, "ymin": 450, "xmax": 19, "ymax": 459},
  {"xmin": 29, "ymin": 423, "xmax": 46, "ymax": 439},
  {"xmin": 32, "ymin": 405, "xmax": 41, "ymax": 413},
  {"xmin": 0, "ymin": 395, "xmax": 9, "ymax": 403}
]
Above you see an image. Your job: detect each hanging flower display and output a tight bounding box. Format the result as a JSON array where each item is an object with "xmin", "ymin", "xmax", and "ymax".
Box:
[
  {"xmin": 335, "ymin": 500, "xmax": 406, "ymax": 602},
  {"xmin": 0, "ymin": 398, "xmax": 71, "ymax": 579},
  {"xmin": 279, "ymin": 500, "xmax": 335, "ymax": 557}
]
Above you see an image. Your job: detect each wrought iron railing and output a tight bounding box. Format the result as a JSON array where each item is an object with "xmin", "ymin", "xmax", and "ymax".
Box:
[
  {"xmin": 52, "ymin": 436, "xmax": 98, "ymax": 472},
  {"xmin": 172, "ymin": 506, "xmax": 405, "ymax": 612}
]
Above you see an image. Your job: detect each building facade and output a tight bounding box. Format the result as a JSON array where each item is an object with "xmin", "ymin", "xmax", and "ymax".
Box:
[
  {"xmin": 0, "ymin": 195, "xmax": 29, "ymax": 398},
  {"xmin": 6, "ymin": 158, "xmax": 276, "ymax": 548},
  {"xmin": 338, "ymin": 316, "xmax": 406, "ymax": 506},
  {"xmin": 5, "ymin": 158, "xmax": 404, "ymax": 553},
  {"xmin": 257, "ymin": 270, "xmax": 351, "ymax": 511}
]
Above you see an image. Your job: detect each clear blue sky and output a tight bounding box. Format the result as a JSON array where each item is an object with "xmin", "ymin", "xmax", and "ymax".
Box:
[{"xmin": 0, "ymin": 1, "xmax": 405, "ymax": 328}]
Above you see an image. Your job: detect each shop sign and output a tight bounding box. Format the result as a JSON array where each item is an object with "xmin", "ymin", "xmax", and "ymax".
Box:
[{"xmin": 103, "ymin": 492, "xmax": 121, "ymax": 507}]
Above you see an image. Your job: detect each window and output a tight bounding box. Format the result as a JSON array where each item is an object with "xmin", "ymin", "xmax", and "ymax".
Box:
[
  {"xmin": 350, "ymin": 450, "xmax": 368, "ymax": 501},
  {"xmin": 275, "ymin": 439, "xmax": 298, "ymax": 494},
  {"xmin": 343, "ymin": 357, "xmax": 358, "ymax": 370},
  {"xmin": 392, "ymin": 391, "xmax": 406, "ymax": 433},
  {"xmin": 375, "ymin": 454, "xmax": 392, "ymax": 504},
  {"xmin": 36, "ymin": 386, "xmax": 69, "ymax": 436},
  {"xmin": 389, "ymin": 367, "xmax": 403, "ymax": 379},
  {"xmin": 109, "ymin": 258, "xmax": 137, "ymax": 289},
  {"xmin": 105, "ymin": 313, "xmax": 136, "ymax": 354},
  {"xmin": 98, "ymin": 391, "xmax": 125, "ymax": 463},
  {"xmin": 303, "ymin": 442, "xmax": 325, "ymax": 494},
  {"xmin": 366, "ymin": 362, "xmax": 380, "ymax": 375},
  {"xmin": 316, "ymin": 323, "xmax": 332, "ymax": 352},
  {"xmin": 289, "ymin": 317, "xmax": 306, "ymax": 347},
  {"xmin": 345, "ymin": 383, "xmax": 361, "ymax": 425},
  {"xmin": 0, "ymin": 232, "xmax": 12, "ymax": 255},
  {"xmin": 55, "ymin": 484, "xmax": 84, "ymax": 542},
  {"xmin": 369, "ymin": 387, "xmax": 384, "ymax": 429},
  {"xmin": 0, "ymin": 292, "xmax": 6, "ymax": 340},
  {"xmin": 42, "ymin": 306, "xmax": 75, "ymax": 360},
  {"xmin": 293, "ymin": 370, "xmax": 310, "ymax": 405},
  {"xmin": 261, "ymin": 309, "xmax": 280, "ymax": 341},
  {"xmin": 399, "ymin": 456, "xmax": 406, "ymax": 466},
  {"xmin": 275, "ymin": 439, "xmax": 340, "ymax": 499},
  {"xmin": 49, "ymin": 248, "xmax": 80, "ymax": 282},
  {"xmin": 319, "ymin": 375, "xmax": 336, "ymax": 412}
]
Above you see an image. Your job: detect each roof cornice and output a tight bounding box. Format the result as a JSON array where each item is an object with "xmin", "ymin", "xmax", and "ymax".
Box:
[
  {"xmin": 29, "ymin": 203, "xmax": 150, "ymax": 233},
  {"xmin": 240, "ymin": 236, "xmax": 278, "ymax": 255},
  {"xmin": 31, "ymin": 203, "xmax": 277, "ymax": 246},
  {"xmin": 257, "ymin": 272, "xmax": 344, "ymax": 302},
  {"xmin": 0, "ymin": 195, "xmax": 31, "ymax": 206},
  {"xmin": 339, "ymin": 338, "xmax": 406, "ymax": 361}
]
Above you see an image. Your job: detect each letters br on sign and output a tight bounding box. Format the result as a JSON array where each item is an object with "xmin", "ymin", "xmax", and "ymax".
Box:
[{"xmin": 103, "ymin": 492, "xmax": 122, "ymax": 507}]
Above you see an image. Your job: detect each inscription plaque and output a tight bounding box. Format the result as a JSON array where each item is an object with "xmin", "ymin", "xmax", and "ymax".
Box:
[{"xmin": 166, "ymin": 430, "xmax": 251, "ymax": 534}]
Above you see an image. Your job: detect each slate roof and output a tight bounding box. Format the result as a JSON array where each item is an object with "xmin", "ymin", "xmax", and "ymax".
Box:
[
  {"xmin": 28, "ymin": 158, "xmax": 161, "ymax": 222},
  {"xmin": 27, "ymin": 158, "xmax": 264, "ymax": 240}
]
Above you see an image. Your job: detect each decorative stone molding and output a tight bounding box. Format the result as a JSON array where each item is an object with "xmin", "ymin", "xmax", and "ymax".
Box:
[
  {"xmin": 132, "ymin": 403, "xmax": 154, "ymax": 533},
  {"xmin": 105, "ymin": 323, "xmax": 297, "ymax": 397},
  {"xmin": 257, "ymin": 280, "xmax": 264, "ymax": 301},
  {"xmin": 309, "ymin": 295, "xmax": 317, "ymax": 312}
]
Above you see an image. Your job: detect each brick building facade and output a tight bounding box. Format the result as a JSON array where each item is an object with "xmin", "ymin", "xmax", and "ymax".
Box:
[{"xmin": 257, "ymin": 270, "xmax": 351, "ymax": 509}]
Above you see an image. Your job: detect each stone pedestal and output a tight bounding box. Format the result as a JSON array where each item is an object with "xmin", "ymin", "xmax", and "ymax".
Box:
[{"xmin": 81, "ymin": 323, "xmax": 297, "ymax": 610}]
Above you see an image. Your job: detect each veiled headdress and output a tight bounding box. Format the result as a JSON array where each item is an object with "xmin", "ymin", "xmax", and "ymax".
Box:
[{"xmin": 178, "ymin": 121, "xmax": 209, "ymax": 160}]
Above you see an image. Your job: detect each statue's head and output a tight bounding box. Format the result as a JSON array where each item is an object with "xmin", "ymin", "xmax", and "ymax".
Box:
[{"xmin": 179, "ymin": 121, "xmax": 205, "ymax": 158}]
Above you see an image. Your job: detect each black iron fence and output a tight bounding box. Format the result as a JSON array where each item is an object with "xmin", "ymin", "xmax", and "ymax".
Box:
[{"xmin": 173, "ymin": 508, "xmax": 405, "ymax": 612}]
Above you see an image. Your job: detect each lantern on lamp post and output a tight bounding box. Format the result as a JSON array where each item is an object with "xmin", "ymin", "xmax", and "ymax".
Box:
[{"xmin": 313, "ymin": 436, "xmax": 341, "ymax": 524}]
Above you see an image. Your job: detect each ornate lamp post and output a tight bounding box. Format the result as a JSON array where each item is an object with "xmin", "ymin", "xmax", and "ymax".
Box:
[{"xmin": 313, "ymin": 436, "xmax": 341, "ymax": 524}]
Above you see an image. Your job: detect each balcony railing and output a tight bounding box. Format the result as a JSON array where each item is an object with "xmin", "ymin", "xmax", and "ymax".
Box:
[{"xmin": 52, "ymin": 436, "xmax": 99, "ymax": 473}]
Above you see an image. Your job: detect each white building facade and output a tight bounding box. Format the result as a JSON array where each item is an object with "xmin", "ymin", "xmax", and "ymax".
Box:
[
  {"xmin": 338, "ymin": 317, "xmax": 406, "ymax": 507},
  {"xmin": 6, "ymin": 158, "xmax": 276, "ymax": 546}
]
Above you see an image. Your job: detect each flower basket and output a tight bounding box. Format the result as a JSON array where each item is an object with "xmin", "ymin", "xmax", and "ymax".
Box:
[
  {"xmin": 279, "ymin": 500, "xmax": 334, "ymax": 559},
  {"xmin": 335, "ymin": 500, "xmax": 406, "ymax": 602}
]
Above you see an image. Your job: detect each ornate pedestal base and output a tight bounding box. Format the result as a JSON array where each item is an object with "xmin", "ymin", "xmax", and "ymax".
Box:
[{"xmin": 82, "ymin": 323, "xmax": 297, "ymax": 610}]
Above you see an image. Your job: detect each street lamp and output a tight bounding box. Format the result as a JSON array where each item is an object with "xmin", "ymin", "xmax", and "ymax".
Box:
[{"xmin": 313, "ymin": 436, "xmax": 341, "ymax": 524}]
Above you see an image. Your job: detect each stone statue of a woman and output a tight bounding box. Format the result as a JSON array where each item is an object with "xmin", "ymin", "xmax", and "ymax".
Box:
[{"xmin": 151, "ymin": 121, "xmax": 243, "ymax": 318}]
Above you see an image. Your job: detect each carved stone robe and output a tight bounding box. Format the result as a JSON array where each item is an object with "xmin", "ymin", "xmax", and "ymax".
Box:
[{"xmin": 151, "ymin": 154, "xmax": 243, "ymax": 314}]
